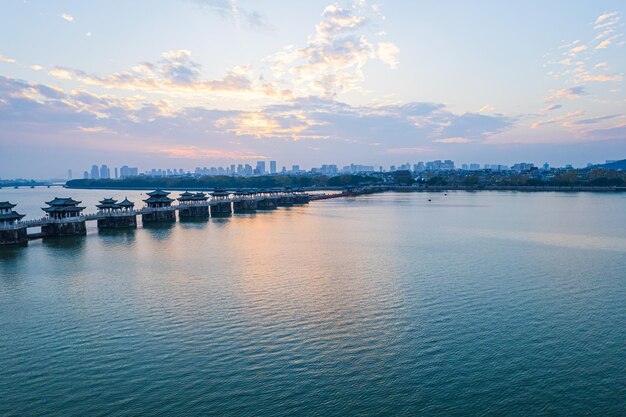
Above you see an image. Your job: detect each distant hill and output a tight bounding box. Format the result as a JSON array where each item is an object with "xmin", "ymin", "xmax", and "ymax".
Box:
[{"xmin": 595, "ymin": 159, "xmax": 626, "ymax": 170}]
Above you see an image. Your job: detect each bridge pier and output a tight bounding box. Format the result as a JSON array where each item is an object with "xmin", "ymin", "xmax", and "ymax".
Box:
[
  {"xmin": 256, "ymin": 198, "xmax": 278, "ymax": 210},
  {"xmin": 179, "ymin": 205, "xmax": 210, "ymax": 219},
  {"xmin": 142, "ymin": 210, "xmax": 176, "ymax": 223},
  {"xmin": 97, "ymin": 215, "xmax": 137, "ymax": 229},
  {"xmin": 0, "ymin": 228, "xmax": 28, "ymax": 245},
  {"xmin": 233, "ymin": 199, "xmax": 257, "ymax": 213},
  {"xmin": 142, "ymin": 190, "xmax": 176, "ymax": 223},
  {"xmin": 277, "ymin": 195, "xmax": 294, "ymax": 207},
  {"xmin": 41, "ymin": 198, "xmax": 87, "ymax": 237},
  {"xmin": 0, "ymin": 201, "xmax": 27, "ymax": 245},
  {"xmin": 178, "ymin": 192, "xmax": 210, "ymax": 219},
  {"xmin": 42, "ymin": 220, "xmax": 87, "ymax": 237},
  {"xmin": 211, "ymin": 202, "xmax": 232, "ymax": 217},
  {"xmin": 293, "ymin": 194, "xmax": 310, "ymax": 204}
]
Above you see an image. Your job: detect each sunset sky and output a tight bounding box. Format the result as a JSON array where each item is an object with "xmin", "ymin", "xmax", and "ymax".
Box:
[{"xmin": 1, "ymin": 0, "xmax": 625, "ymax": 178}]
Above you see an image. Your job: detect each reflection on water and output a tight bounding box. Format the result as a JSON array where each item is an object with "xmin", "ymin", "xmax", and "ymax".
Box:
[
  {"xmin": 463, "ymin": 228, "xmax": 626, "ymax": 252},
  {"xmin": 0, "ymin": 190, "xmax": 625, "ymax": 416},
  {"xmin": 41, "ymin": 235, "xmax": 87, "ymax": 251}
]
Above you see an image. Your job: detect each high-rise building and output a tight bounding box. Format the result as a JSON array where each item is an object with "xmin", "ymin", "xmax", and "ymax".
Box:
[
  {"xmin": 100, "ymin": 164, "xmax": 110, "ymax": 179},
  {"xmin": 120, "ymin": 165, "xmax": 139, "ymax": 179},
  {"xmin": 256, "ymin": 161, "xmax": 266, "ymax": 175},
  {"xmin": 83, "ymin": 171, "xmax": 89, "ymax": 179},
  {"xmin": 91, "ymin": 164, "xmax": 100, "ymax": 180},
  {"xmin": 114, "ymin": 167, "xmax": 119, "ymax": 179},
  {"xmin": 270, "ymin": 160, "xmax": 277, "ymax": 174},
  {"xmin": 68, "ymin": 169, "xmax": 72, "ymax": 180}
]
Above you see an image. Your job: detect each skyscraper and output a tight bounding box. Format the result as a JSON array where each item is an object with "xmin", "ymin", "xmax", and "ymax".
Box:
[
  {"xmin": 256, "ymin": 161, "xmax": 266, "ymax": 175},
  {"xmin": 91, "ymin": 164, "xmax": 100, "ymax": 180},
  {"xmin": 270, "ymin": 160, "xmax": 277, "ymax": 174},
  {"xmin": 100, "ymin": 164, "xmax": 110, "ymax": 179}
]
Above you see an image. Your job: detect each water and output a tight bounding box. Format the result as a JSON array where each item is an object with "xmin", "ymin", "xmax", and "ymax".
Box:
[{"xmin": 1, "ymin": 189, "xmax": 625, "ymax": 416}]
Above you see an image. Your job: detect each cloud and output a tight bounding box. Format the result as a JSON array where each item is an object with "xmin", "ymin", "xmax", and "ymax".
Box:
[
  {"xmin": 547, "ymin": 11, "xmax": 623, "ymax": 91},
  {"xmin": 377, "ymin": 42, "xmax": 399, "ymax": 69},
  {"xmin": 566, "ymin": 114, "xmax": 620, "ymax": 125},
  {"xmin": 531, "ymin": 110, "xmax": 584, "ymax": 129},
  {"xmin": 158, "ymin": 146, "xmax": 267, "ymax": 160},
  {"xmin": 545, "ymin": 86, "xmax": 586, "ymax": 101},
  {"xmin": 49, "ymin": 68, "xmax": 73, "ymax": 80},
  {"xmin": 433, "ymin": 137, "xmax": 470, "ymax": 144},
  {"xmin": 386, "ymin": 147, "xmax": 434, "ymax": 154},
  {"xmin": 595, "ymin": 11, "xmax": 618, "ymax": 25},
  {"xmin": 594, "ymin": 11, "xmax": 620, "ymax": 30},
  {"xmin": 0, "ymin": 75, "xmax": 514, "ymax": 167},
  {"xmin": 541, "ymin": 104, "xmax": 562, "ymax": 112},
  {"xmin": 191, "ymin": 0, "xmax": 271, "ymax": 30},
  {"xmin": 61, "ymin": 13, "xmax": 74, "ymax": 23},
  {"xmin": 0, "ymin": 54, "xmax": 15, "ymax": 63},
  {"xmin": 31, "ymin": 64, "xmax": 44, "ymax": 71},
  {"xmin": 47, "ymin": 50, "xmax": 281, "ymax": 100},
  {"xmin": 579, "ymin": 73, "xmax": 622, "ymax": 82},
  {"xmin": 264, "ymin": 3, "xmax": 399, "ymax": 97},
  {"xmin": 567, "ymin": 44, "xmax": 588, "ymax": 56}
]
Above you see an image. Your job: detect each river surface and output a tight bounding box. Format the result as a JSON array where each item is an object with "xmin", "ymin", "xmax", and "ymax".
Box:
[{"xmin": 1, "ymin": 188, "xmax": 625, "ymax": 416}]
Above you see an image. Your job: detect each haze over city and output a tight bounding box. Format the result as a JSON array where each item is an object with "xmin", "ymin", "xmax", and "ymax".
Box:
[{"xmin": 1, "ymin": 0, "xmax": 625, "ymax": 178}]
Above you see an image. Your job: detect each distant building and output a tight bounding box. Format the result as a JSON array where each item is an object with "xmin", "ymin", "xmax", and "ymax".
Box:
[
  {"xmin": 270, "ymin": 160, "xmax": 277, "ymax": 174},
  {"xmin": 469, "ymin": 163, "xmax": 480, "ymax": 170},
  {"xmin": 256, "ymin": 161, "xmax": 266, "ymax": 175},
  {"xmin": 511, "ymin": 162, "xmax": 534, "ymax": 172},
  {"xmin": 91, "ymin": 165, "xmax": 99, "ymax": 180},
  {"xmin": 120, "ymin": 165, "xmax": 138, "ymax": 179},
  {"xmin": 68, "ymin": 169, "xmax": 72, "ymax": 180},
  {"xmin": 100, "ymin": 164, "xmax": 110, "ymax": 179},
  {"xmin": 83, "ymin": 171, "xmax": 89, "ymax": 179}
]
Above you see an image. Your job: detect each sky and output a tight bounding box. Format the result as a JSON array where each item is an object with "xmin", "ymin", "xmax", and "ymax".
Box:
[{"xmin": 0, "ymin": 0, "xmax": 625, "ymax": 179}]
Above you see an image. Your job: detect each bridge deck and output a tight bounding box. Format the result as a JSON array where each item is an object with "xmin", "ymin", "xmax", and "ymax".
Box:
[{"xmin": 1, "ymin": 194, "xmax": 306, "ymax": 230}]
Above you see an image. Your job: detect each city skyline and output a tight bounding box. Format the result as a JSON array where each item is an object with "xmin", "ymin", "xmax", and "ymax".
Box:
[
  {"xmin": 1, "ymin": 1, "xmax": 625, "ymax": 178},
  {"xmin": 74, "ymin": 157, "xmax": 619, "ymax": 183}
]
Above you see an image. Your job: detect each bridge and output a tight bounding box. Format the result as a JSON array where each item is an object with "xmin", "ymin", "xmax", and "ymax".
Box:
[{"xmin": 0, "ymin": 191, "xmax": 311, "ymax": 234}]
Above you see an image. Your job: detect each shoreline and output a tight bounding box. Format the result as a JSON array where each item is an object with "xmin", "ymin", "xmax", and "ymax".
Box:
[{"xmin": 60, "ymin": 184, "xmax": 626, "ymax": 193}]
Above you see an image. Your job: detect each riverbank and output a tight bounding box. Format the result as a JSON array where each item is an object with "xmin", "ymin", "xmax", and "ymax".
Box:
[{"xmin": 63, "ymin": 183, "xmax": 626, "ymax": 193}]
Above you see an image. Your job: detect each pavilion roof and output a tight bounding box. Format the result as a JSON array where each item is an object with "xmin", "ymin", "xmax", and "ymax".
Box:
[
  {"xmin": 118, "ymin": 198, "xmax": 135, "ymax": 207},
  {"xmin": 146, "ymin": 189, "xmax": 170, "ymax": 197},
  {"xmin": 45, "ymin": 197, "xmax": 82, "ymax": 206},
  {"xmin": 96, "ymin": 201, "xmax": 121, "ymax": 209},
  {"xmin": 143, "ymin": 196, "xmax": 174, "ymax": 204},
  {"xmin": 0, "ymin": 201, "xmax": 17, "ymax": 209},
  {"xmin": 99, "ymin": 197, "xmax": 118, "ymax": 204},
  {"xmin": 42, "ymin": 205, "xmax": 86, "ymax": 213},
  {"xmin": 211, "ymin": 188, "xmax": 230, "ymax": 197},
  {"xmin": 0, "ymin": 211, "xmax": 24, "ymax": 221},
  {"xmin": 177, "ymin": 191, "xmax": 197, "ymax": 201}
]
